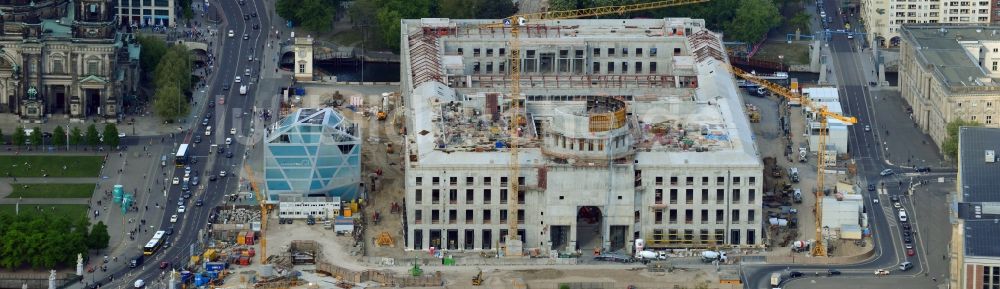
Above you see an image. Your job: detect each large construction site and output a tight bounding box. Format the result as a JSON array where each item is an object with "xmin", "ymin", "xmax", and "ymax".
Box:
[{"xmin": 400, "ymin": 17, "xmax": 763, "ymax": 256}]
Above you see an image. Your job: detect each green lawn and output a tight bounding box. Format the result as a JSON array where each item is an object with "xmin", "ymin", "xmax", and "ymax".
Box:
[
  {"xmin": 0, "ymin": 204, "xmax": 89, "ymax": 218},
  {"xmin": 6, "ymin": 183, "xmax": 95, "ymax": 198},
  {"xmin": 0, "ymin": 155, "xmax": 104, "ymax": 177},
  {"xmin": 752, "ymin": 41, "xmax": 812, "ymax": 65}
]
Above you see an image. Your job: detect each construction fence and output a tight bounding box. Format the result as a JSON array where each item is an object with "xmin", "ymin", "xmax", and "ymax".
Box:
[{"xmin": 314, "ymin": 261, "xmax": 443, "ymax": 287}]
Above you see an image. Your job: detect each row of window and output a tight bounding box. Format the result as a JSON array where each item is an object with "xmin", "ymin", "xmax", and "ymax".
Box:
[
  {"xmin": 414, "ymin": 188, "xmax": 523, "ymax": 205},
  {"xmin": 653, "ymin": 209, "xmax": 757, "ymax": 225},
  {"xmin": 278, "ymin": 211, "xmax": 325, "ymax": 216},
  {"xmin": 46, "ymin": 59, "xmax": 103, "ymax": 76},
  {"xmin": 410, "ymin": 228, "xmax": 524, "ymax": 250},
  {"xmin": 655, "ymin": 188, "xmax": 758, "ymax": 205},
  {"xmin": 470, "ymin": 60, "xmax": 661, "ymax": 74},
  {"xmin": 652, "ymin": 176, "xmax": 757, "ymax": 187},
  {"xmin": 455, "ymin": 47, "xmax": 677, "ymax": 59},
  {"xmin": 413, "ymin": 209, "xmax": 525, "ymax": 225},
  {"xmin": 118, "ymin": 0, "xmax": 170, "ymax": 8},
  {"xmin": 408, "ymin": 227, "xmax": 755, "ymax": 250},
  {"xmin": 414, "ymin": 176, "xmax": 523, "ymax": 187}
]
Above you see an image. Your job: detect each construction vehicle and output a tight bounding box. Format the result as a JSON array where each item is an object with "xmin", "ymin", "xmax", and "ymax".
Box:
[
  {"xmin": 486, "ymin": 0, "xmax": 708, "ymax": 257},
  {"xmin": 376, "ymin": 110, "xmax": 387, "ymax": 121},
  {"xmin": 244, "ymin": 164, "xmax": 269, "ymax": 264},
  {"xmin": 472, "ymin": 270, "xmax": 484, "ymax": 286},
  {"xmin": 728, "ymin": 65, "xmax": 857, "ymax": 257}
]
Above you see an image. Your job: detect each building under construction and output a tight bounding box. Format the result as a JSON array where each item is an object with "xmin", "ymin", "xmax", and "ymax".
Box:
[{"xmin": 400, "ymin": 18, "xmax": 763, "ymax": 254}]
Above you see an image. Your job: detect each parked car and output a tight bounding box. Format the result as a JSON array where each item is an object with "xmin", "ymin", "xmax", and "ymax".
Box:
[
  {"xmin": 789, "ymin": 271, "xmax": 804, "ymax": 278},
  {"xmin": 906, "ymin": 248, "xmax": 916, "ymax": 256},
  {"xmin": 867, "ymin": 184, "xmax": 875, "ymax": 192},
  {"xmin": 827, "ymin": 269, "xmax": 841, "ymax": 276},
  {"xmin": 177, "ymin": 205, "xmax": 186, "ymax": 213},
  {"xmin": 880, "ymin": 169, "xmax": 894, "ymax": 176},
  {"xmin": 170, "ymin": 215, "xmax": 178, "ymax": 223}
]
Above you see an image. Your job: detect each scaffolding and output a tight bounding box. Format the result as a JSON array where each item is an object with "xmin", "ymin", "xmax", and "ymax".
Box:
[
  {"xmin": 449, "ymin": 74, "xmax": 690, "ymax": 89},
  {"xmin": 407, "ymin": 28, "xmax": 444, "ymax": 87}
]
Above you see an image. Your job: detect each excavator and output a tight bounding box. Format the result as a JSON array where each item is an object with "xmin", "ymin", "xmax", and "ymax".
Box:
[{"xmin": 472, "ymin": 269, "xmax": 484, "ymax": 286}]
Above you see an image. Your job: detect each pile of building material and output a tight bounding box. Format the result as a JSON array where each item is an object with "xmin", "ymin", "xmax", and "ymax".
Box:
[{"xmin": 217, "ymin": 206, "xmax": 262, "ymax": 224}]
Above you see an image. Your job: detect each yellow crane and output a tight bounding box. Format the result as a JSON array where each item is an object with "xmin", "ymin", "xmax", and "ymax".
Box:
[
  {"xmin": 482, "ymin": 0, "xmax": 709, "ymax": 256},
  {"xmin": 244, "ymin": 163, "xmax": 270, "ymax": 264},
  {"xmin": 727, "ymin": 66, "xmax": 857, "ymax": 257}
]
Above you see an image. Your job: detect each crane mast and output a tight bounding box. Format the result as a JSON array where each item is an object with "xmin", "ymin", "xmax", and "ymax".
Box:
[
  {"xmin": 487, "ymin": 0, "xmax": 711, "ymax": 256},
  {"xmin": 727, "ymin": 66, "xmax": 855, "ymax": 257}
]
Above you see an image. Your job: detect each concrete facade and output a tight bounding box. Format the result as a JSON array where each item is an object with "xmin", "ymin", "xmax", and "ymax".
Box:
[
  {"xmin": 802, "ymin": 87, "xmax": 850, "ymax": 155},
  {"xmin": 292, "ymin": 36, "xmax": 313, "ymax": 81},
  {"xmin": 860, "ymin": 0, "xmax": 990, "ymax": 47},
  {"xmin": 898, "ymin": 25, "xmax": 1000, "ymax": 150},
  {"xmin": 263, "ymin": 108, "xmax": 361, "ymax": 202},
  {"xmin": 116, "ymin": 0, "xmax": 174, "ymax": 27},
  {"xmin": 400, "ymin": 18, "xmax": 763, "ymax": 254},
  {"xmin": 0, "ymin": 0, "xmax": 140, "ymax": 122}
]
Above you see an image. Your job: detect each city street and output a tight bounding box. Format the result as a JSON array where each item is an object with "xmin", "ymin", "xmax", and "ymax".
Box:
[
  {"xmin": 75, "ymin": 0, "xmax": 273, "ymax": 286},
  {"xmin": 744, "ymin": 1, "xmax": 954, "ymax": 288}
]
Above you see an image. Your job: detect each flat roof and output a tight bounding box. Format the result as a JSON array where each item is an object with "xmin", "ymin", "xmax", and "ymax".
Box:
[
  {"xmin": 402, "ymin": 18, "xmax": 759, "ymax": 168},
  {"xmin": 959, "ymin": 127, "xmax": 1000, "ymax": 203},
  {"xmin": 900, "ymin": 25, "xmax": 1000, "ymax": 91}
]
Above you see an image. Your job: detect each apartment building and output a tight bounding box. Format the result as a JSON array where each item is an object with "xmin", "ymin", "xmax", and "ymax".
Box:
[
  {"xmin": 116, "ymin": 0, "xmax": 175, "ymax": 27},
  {"xmin": 898, "ymin": 25, "xmax": 1000, "ymax": 149},
  {"xmin": 860, "ymin": 0, "xmax": 989, "ymax": 47},
  {"xmin": 400, "ymin": 18, "xmax": 763, "ymax": 254}
]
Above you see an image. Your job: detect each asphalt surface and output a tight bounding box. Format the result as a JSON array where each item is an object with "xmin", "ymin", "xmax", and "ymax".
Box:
[
  {"xmin": 743, "ymin": 1, "xmax": 952, "ymax": 288},
  {"xmin": 78, "ymin": 0, "xmax": 272, "ymax": 287}
]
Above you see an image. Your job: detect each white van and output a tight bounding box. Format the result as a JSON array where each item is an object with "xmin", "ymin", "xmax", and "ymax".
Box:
[
  {"xmin": 899, "ymin": 261, "xmax": 913, "ymax": 271},
  {"xmin": 898, "ymin": 210, "xmax": 908, "ymax": 222},
  {"xmin": 205, "ymin": 126, "xmax": 212, "ymax": 136}
]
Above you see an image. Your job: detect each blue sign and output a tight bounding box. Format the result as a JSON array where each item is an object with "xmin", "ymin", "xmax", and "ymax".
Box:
[{"xmin": 503, "ymin": 19, "xmax": 511, "ymax": 27}]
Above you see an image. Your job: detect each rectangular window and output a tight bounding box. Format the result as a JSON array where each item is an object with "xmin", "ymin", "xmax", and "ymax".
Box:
[
  {"xmin": 432, "ymin": 177, "xmax": 440, "ymax": 185},
  {"xmin": 717, "ymin": 176, "xmax": 725, "ymax": 185},
  {"xmin": 486, "ymin": 48, "xmax": 493, "ymax": 57},
  {"xmin": 416, "ymin": 177, "xmax": 423, "ymax": 186},
  {"xmin": 466, "ymin": 177, "xmax": 474, "ymax": 185},
  {"xmin": 731, "ymin": 209, "xmax": 740, "ymax": 223},
  {"xmin": 483, "ymin": 189, "xmax": 492, "ymax": 204},
  {"xmin": 716, "ymin": 210, "xmax": 724, "ymax": 224},
  {"xmin": 622, "ymin": 47, "xmax": 628, "ymax": 56},
  {"xmin": 499, "ymin": 48, "xmax": 506, "ymax": 56},
  {"xmin": 733, "ymin": 177, "xmax": 741, "ymax": 185},
  {"xmin": 716, "ymin": 189, "xmax": 725, "ymax": 204},
  {"xmin": 466, "ymin": 189, "xmax": 474, "ymax": 204},
  {"xmin": 684, "ymin": 209, "xmax": 693, "ymax": 224},
  {"xmin": 87, "ymin": 61, "xmax": 100, "ymax": 75},
  {"xmin": 668, "ymin": 209, "xmax": 677, "ymax": 224},
  {"xmin": 500, "ymin": 209, "xmax": 508, "ymax": 224},
  {"xmin": 701, "ymin": 210, "xmax": 709, "ymax": 224},
  {"xmin": 635, "ymin": 62, "xmax": 642, "ymax": 73},
  {"xmin": 484, "ymin": 177, "xmax": 491, "ymax": 186},
  {"xmin": 650, "ymin": 48, "xmax": 657, "ymax": 57},
  {"xmin": 655, "ymin": 189, "xmax": 663, "ymax": 204},
  {"xmin": 685, "ymin": 177, "xmax": 694, "ymax": 185},
  {"xmin": 636, "ymin": 48, "xmax": 643, "ymax": 55},
  {"xmin": 670, "ymin": 176, "xmax": 678, "ymax": 185},
  {"xmin": 415, "ymin": 189, "xmax": 422, "ymax": 204},
  {"xmin": 449, "ymin": 210, "xmax": 457, "ymax": 224},
  {"xmin": 748, "ymin": 209, "xmax": 756, "ymax": 223},
  {"xmin": 607, "ymin": 62, "xmax": 614, "ymax": 73},
  {"xmin": 449, "ymin": 177, "xmax": 458, "ymax": 185},
  {"xmin": 432, "ymin": 189, "xmax": 440, "ymax": 204},
  {"xmin": 298, "ymin": 64, "xmax": 305, "ymax": 73},
  {"xmin": 593, "ymin": 62, "xmax": 600, "ymax": 73},
  {"xmin": 431, "ymin": 210, "xmax": 440, "ymax": 224},
  {"xmin": 593, "ymin": 48, "xmax": 600, "ymax": 56},
  {"xmin": 415, "ymin": 210, "xmax": 422, "ymax": 224},
  {"xmin": 701, "ymin": 189, "xmax": 709, "ymax": 204},
  {"xmin": 673, "ymin": 47, "xmax": 681, "ymax": 55},
  {"xmin": 483, "ymin": 210, "xmax": 492, "ymax": 224},
  {"xmin": 732, "ymin": 189, "xmax": 741, "ymax": 204},
  {"xmin": 608, "ymin": 48, "xmax": 615, "ymax": 56},
  {"xmin": 685, "ymin": 189, "xmax": 694, "ymax": 204},
  {"xmin": 655, "ymin": 210, "xmax": 663, "ymax": 224},
  {"xmin": 702, "ymin": 177, "xmax": 709, "ymax": 185},
  {"xmin": 748, "ymin": 189, "xmax": 756, "ymax": 203},
  {"xmin": 650, "ymin": 62, "xmax": 657, "ymax": 73},
  {"xmin": 669, "ymin": 189, "xmax": 678, "ymax": 204},
  {"xmin": 656, "ymin": 176, "xmax": 663, "ymax": 185},
  {"xmin": 465, "ymin": 210, "xmax": 474, "ymax": 224},
  {"xmin": 500, "ymin": 189, "xmax": 508, "ymax": 204},
  {"xmin": 749, "ymin": 177, "xmax": 756, "ymax": 185},
  {"xmin": 449, "ymin": 189, "xmax": 458, "ymax": 204}
]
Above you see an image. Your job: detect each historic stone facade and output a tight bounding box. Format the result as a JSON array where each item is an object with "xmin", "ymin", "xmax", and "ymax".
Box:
[{"xmin": 0, "ymin": 0, "xmax": 139, "ymax": 122}]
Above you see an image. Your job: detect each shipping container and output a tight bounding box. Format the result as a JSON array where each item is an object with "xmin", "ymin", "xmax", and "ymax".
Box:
[
  {"xmin": 343, "ymin": 208, "xmax": 352, "ymax": 217},
  {"xmin": 180, "ymin": 271, "xmax": 193, "ymax": 283},
  {"xmin": 239, "ymin": 256, "xmax": 251, "ymax": 266},
  {"xmin": 247, "ymin": 248, "xmax": 256, "ymax": 257},
  {"xmin": 190, "ymin": 255, "xmax": 201, "ymax": 265},
  {"xmin": 245, "ymin": 231, "xmax": 255, "ymax": 245},
  {"xmin": 236, "ymin": 231, "xmax": 246, "ymax": 245},
  {"xmin": 204, "ymin": 262, "xmax": 225, "ymax": 272}
]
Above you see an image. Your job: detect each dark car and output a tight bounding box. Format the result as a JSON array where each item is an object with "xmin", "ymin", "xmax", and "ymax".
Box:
[
  {"xmin": 201, "ymin": 118, "xmax": 209, "ymax": 125},
  {"xmin": 191, "ymin": 177, "xmax": 200, "ymax": 186},
  {"xmin": 182, "ymin": 192, "xmax": 191, "ymax": 199},
  {"xmin": 915, "ymin": 166, "xmax": 931, "ymax": 172},
  {"xmin": 209, "ymin": 175, "xmax": 217, "ymax": 182},
  {"xmin": 196, "ymin": 199, "xmax": 204, "ymax": 206},
  {"xmin": 159, "ymin": 261, "xmax": 170, "ymax": 269},
  {"xmin": 867, "ymin": 184, "xmax": 875, "ymax": 192},
  {"xmin": 827, "ymin": 269, "xmax": 841, "ymax": 276},
  {"xmin": 253, "ymin": 24, "xmax": 260, "ymax": 30},
  {"xmin": 193, "ymin": 135, "xmax": 202, "ymax": 143},
  {"xmin": 218, "ymin": 147, "xmax": 226, "ymax": 154},
  {"xmin": 243, "ymin": 14, "xmax": 249, "ymax": 20},
  {"xmin": 251, "ymin": 12, "xmax": 257, "ymax": 17},
  {"xmin": 226, "ymin": 151, "xmax": 234, "ymax": 158},
  {"xmin": 904, "ymin": 237, "xmax": 912, "ymax": 243},
  {"xmin": 902, "ymin": 230, "xmax": 911, "ymax": 237},
  {"xmin": 789, "ymin": 271, "xmax": 804, "ymax": 278},
  {"xmin": 208, "ymin": 101, "xmax": 215, "ymax": 108},
  {"xmin": 902, "ymin": 223, "xmax": 911, "ymax": 230},
  {"xmin": 222, "ymin": 84, "xmax": 230, "ymax": 91},
  {"xmin": 206, "ymin": 112, "xmax": 213, "ymax": 119},
  {"xmin": 890, "ymin": 195, "xmax": 900, "ymax": 202},
  {"xmin": 165, "ymin": 227, "xmax": 174, "ymax": 235}
]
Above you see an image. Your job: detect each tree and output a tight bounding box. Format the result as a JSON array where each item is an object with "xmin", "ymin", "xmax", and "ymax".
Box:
[
  {"xmin": 12, "ymin": 127, "xmax": 25, "ymax": 146},
  {"xmin": 296, "ymin": 0, "xmax": 336, "ymax": 33},
  {"xmin": 29, "ymin": 127, "xmax": 43, "ymax": 147},
  {"xmin": 276, "ymin": 0, "xmax": 303, "ymax": 23},
  {"xmin": 942, "ymin": 119, "xmax": 983, "ymax": 159},
  {"xmin": 85, "ymin": 124, "xmax": 101, "ymax": 147},
  {"xmin": 87, "ymin": 221, "xmax": 110, "ymax": 250},
  {"xmin": 474, "ymin": 0, "xmax": 517, "ymax": 19},
  {"xmin": 136, "ymin": 36, "xmax": 168, "ymax": 77},
  {"xmin": 787, "ymin": 12, "xmax": 811, "ymax": 33},
  {"xmin": 52, "ymin": 126, "xmax": 66, "ymax": 147},
  {"xmin": 154, "ymin": 46, "xmax": 193, "ymax": 94},
  {"xmin": 69, "ymin": 127, "xmax": 83, "ymax": 147},
  {"xmin": 102, "ymin": 124, "xmax": 120, "ymax": 148},
  {"xmin": 154, "ymin": 84, "xmax": 190, "ymax": 120},
  {"xmin": 370, "ymin": 0, "xmax": 432, "ymax": 50},
  {"xmin": 723, "ymin": 0, "xmax": 781, "ymax": 44},
  {"xmin": 438, "ymin": 0, "xmax": 475, "ymax": 19}
]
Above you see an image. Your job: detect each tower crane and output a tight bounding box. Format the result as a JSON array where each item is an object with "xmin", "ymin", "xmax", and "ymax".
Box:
[
  {"xmin": 482, "ymin": 0, "xmax": 709, "ymax": 256},
  {"xmin": 244, "ymin": 163, "xmax": 270, "ymax": 264},
  {"xmin": 727, "ymin": 66, "xmax": 857, "ymax": 257}
]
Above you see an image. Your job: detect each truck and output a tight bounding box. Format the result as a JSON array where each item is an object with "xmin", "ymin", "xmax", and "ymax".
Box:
[
  {"xmin": 239, "ymin": 85, "xmax": 247, "ymax": 95},
  {"xmin": 130, "ymin": 255, "xmax": 144, "ymax": 268},
  {"xmin": 770, "ymin": 272, "xmax": 783, "ymax": 286},
  {"xmin": 791, "ymin": 240, "xmax": 811, "ymax": 252},
  {"xmin": 701, "ymin": 251, "xmax": 727, "ymax": 263},
  {"xmin": 789, "ymin": 167, "xmax": 800, "ymax": 183},
  {"xmin": 636, "ymin": 250, "xmax": 667, "ymax": 260},
  {"xmin": 792, "ymin": 189, "xmax": 803, "ymax": 203},
  {"xmin": 798, "ymin": 147, "xmax": 808, "ymax": 163}
]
